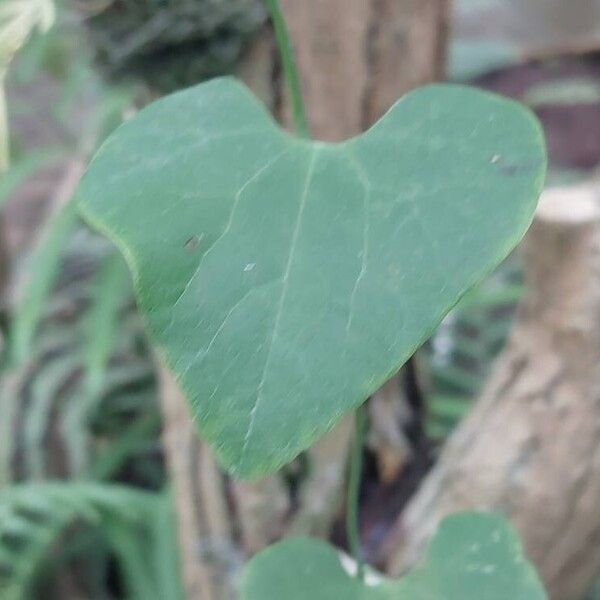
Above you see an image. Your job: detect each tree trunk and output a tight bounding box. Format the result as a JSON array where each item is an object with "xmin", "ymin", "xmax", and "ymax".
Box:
[
  {"xmin": 159, "ymin": 1, "xmax": 449, "ymax": 597},
  {"xmin": 385, "ymin": 183, "xmax": 600, "ymax": 600},
  {"xmin": 280, "ymin": 0, "xmax": 448, "ymax": 139},
  {"xmin": 158, "ymin": 364, "xmax": 238, "ymax": 600}
]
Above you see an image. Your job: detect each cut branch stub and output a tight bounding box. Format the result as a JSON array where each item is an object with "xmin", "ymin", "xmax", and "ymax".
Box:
[{"xmin": 77, "ymin": 78, "xmax": 546, "ymax": 478}]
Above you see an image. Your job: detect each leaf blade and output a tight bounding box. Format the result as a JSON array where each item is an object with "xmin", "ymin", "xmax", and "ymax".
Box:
[{"xmin": 77, "ymin": 78, "xmax": 546, "ymax": 477}]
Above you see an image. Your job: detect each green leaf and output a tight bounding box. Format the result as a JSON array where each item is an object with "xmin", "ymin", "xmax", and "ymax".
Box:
[
  {"xmin": 77, "ymin": 78, "xmax": 546, "ymax": 477},
  {"xmin": 241, "ymin": 512, "xmax": 547, "ymax": 599}
]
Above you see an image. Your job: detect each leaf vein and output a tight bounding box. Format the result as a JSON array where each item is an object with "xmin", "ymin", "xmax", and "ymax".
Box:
[
  {"xmin": 239, "ymin": 148, "xmax": 318, "ymax": 463},
  {"xmin": 345, "ymin": 150, "xmax": 371, "ymax": 333},
  {"xmin": 166, "ymin": 147, "xmax": 293, "ymax": 319}
]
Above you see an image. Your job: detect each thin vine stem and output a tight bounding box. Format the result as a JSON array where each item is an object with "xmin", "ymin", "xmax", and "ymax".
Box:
[
  {"xmin": 261, "ymin": 0, "xmax": 310, "ymax": 138},
  {"xmin": 347, "ymin": 403, "xmax": 367, "ymax": 581}
]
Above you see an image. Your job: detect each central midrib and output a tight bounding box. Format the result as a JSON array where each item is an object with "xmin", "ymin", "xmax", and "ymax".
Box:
[{"xmin": 239, "ymin": 146, "xmax": 319, "ymax": 465}]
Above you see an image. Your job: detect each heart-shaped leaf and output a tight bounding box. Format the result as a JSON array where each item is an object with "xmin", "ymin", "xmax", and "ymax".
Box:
[
  {"xmin": 241, "ymin": 512, "xmax": 547, "ymax": 599},
  {"xmin": 77, "ymin": 78, "xmax": 546, "ymax": 477}
]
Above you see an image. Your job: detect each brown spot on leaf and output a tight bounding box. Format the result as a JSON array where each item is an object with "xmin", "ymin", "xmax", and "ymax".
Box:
[{"xmin": 184, "ymin": 235, "xmax": 200, "ymax": 252}]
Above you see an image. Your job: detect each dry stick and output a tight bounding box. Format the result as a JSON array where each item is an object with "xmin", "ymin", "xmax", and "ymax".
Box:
[
  {"xmin": 367, "ymin": 377, "xmax": 413, "ymax": 484},
  {"xmin": 158, "ymin": 363, "xmax": 234, "ymax": 600},
  {"xmin": 233, "ymin": 476, "xmax": 290, "ymax": 554},
  {"xmin": 289, "ymin": 415, "xmax": 354, "ymax": 537}
]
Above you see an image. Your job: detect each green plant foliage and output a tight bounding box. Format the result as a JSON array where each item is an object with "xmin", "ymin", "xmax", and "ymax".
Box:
[
  {"xmin": 241, "ymin": 512, "xmax": 547, "ymax": 599},
  {"xmin": 0, "ymin": 483, "xmax": 182, "ymax": 600},
  {"xmin": 0, "ymin": 224, "xmax": 161, "ymax": 486},
  {"xmin": 10, "ymin": 198, "xmax": 78, "ymax": 365},
  {"xmin": 77, "ymin": 77, "xmax": 546, "ymax": 478}
]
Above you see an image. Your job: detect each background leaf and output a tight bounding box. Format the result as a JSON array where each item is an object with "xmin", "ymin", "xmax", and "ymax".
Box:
[
  {"xmin": 241, "ymin": 512, "xmax": 547, "ymax": 599},
  {"xmin": 10, "ymin": 198, "xmax": 78, "ymax": 364},
  {"xmin": 0, "ymin": 483, "xmax": 182, "ymax": 600}
]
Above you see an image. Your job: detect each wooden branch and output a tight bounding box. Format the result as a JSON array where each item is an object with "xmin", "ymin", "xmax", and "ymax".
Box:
[
  {"xmin": 367, "ymin": 378, "xmax": 412, "ymax": 484},
  {"xmin": 289, "ymin": 415, "xmax": 354, "ymax": 537},
  {"xmin": 233, "ymin": 475, "xmax": 290, "ymax": 553}
]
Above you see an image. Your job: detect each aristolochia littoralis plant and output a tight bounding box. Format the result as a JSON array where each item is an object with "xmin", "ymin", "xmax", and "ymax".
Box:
[
  {"xmin": 77, "ymin": 77, "xmax": 546, "ymax": 478},
  {"xmin": 76, "ymin": 0, "xmax": 548, "ymax": 595}
]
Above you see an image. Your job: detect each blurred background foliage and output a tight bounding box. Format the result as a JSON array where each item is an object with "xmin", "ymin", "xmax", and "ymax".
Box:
[{"xmin": 1, "ymin": 0, "xmax": 600, "ymax": 598}]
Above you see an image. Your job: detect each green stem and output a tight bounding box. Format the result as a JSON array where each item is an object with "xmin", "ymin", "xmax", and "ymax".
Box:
[
  {"xmin": 262, "ymin": 0, "xmax": 310, "ymax": 138},
  {"xmin": 347, "ymin": 404, "xmax": 367, "ymax": 581}
]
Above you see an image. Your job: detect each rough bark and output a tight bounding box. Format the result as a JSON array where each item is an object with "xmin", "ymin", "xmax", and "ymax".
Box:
[
  {"xmin": 367, "ymin": 377, "xmax": 413, "ymax": 485},
  {"xmin": 385, "ymin": 183, "xmax": 600, "ymax": 600},
  {"xmin": 289, "ymin": 415, "xmax": 354, "ymax": 537},
  {"xmin": 158, "ymin": 365, "xmax": 237, "ymax": 600},
  {"xmin": 280, "ymin": 0, "xmax": 448, "ymax": 138}
]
